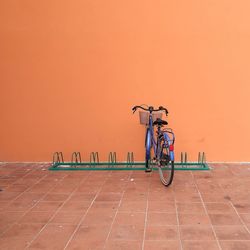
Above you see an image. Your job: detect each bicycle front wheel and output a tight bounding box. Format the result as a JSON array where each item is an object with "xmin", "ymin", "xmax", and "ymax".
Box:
[{"xmin": 158, "ymin": 143, "xmax": 174, "ymax": 186}]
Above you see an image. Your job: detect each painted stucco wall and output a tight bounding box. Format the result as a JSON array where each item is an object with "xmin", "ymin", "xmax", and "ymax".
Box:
[{"xmin": 1, "ymin": 1, "xmax": 250, "ymax": 161}]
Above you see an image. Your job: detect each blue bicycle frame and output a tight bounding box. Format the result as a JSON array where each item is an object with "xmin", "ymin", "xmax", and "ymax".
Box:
[{"xmin": 133, "ymin": 104, "xmax": 175, "ymax": 186}]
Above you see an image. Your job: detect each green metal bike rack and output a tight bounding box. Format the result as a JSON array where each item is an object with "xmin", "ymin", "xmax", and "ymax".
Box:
[
  {"xmin": 108, "ymin": 152, "xmax": 117, "ymax": 166},
  {"xmin": 127, "ymin": 152, "xmax": 134, "ymax": 166},
  {"xmin": 71, "ymin": 152, "xmax": 81, "ymax": 164},
  {"xmin": 52, "ymin": 152, "xmax": 64, "ymax": 164},
  {"xmin": 90, "ymin": 152, "xmax": 99, "ymax": 164},
  {"xmin": 49, "ymin": 151, "xmax": 210, "ymax": 171}
]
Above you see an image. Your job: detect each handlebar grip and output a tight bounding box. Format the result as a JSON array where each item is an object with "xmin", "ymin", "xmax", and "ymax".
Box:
[
  {"xmin": 132, "ymin": 106, "xmax": 137, "ymax": 114},
  {"xmin": 159, "ymin": 106, "xmax": 168, "ymax": 116}
]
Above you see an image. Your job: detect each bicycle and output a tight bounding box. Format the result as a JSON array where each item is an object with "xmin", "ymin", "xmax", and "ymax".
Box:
[{"xmin": 132, "ymin": 105, "xmax": 175, "ymax": 186}]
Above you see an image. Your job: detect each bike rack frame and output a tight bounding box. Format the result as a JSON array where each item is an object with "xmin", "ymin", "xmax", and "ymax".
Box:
[{"xmin": 49, "ymin": 151, "xmax": 210, "ymax": 171}]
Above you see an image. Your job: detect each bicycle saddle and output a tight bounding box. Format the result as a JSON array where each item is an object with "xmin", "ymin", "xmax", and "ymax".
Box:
[{"xmin": 153, "ymin": 118, "xmax": 168, "ymax": 126}]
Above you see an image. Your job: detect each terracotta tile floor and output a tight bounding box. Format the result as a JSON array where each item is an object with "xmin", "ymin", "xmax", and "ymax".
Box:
[{"xmin": 0, "ymin": 163, "xmax": 250, "ymax": 249}]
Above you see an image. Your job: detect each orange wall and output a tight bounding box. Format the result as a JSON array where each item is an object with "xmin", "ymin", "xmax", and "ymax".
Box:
[{"xmin": 1, "ymin": 0, "xmax": 250, "ymax": 162}]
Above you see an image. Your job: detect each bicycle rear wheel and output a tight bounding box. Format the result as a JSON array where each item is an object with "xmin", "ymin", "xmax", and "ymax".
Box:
[
  {"xmin": 145, "ymin": 128, "xmax": 152, "ymax": 172},
  {"xmin": 158, "ymin": 142, "xmax": 174, "ymax": 186}
]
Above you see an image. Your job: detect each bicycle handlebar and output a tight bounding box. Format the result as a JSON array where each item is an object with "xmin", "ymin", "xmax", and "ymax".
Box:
[{"xmin": 132, "ymin": 105, "xmax": 168, "ymax": 116}]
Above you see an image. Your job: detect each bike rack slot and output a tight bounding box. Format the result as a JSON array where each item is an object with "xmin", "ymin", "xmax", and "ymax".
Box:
[
  {"xmin": 198, "ymin": 152, "xmax": 201, "ymax": 163},
  {"xmin": 198, "ymin": 152, "xmax": 206, "ymax": 164},
  {"xmin": 108, "ymin": 152, "xmax": 117, "ymax": 166},
  {"xmin": 181, "ymin": 152, "xmax": 188, "ymax": 168},
  {"xmin": 127, "ymin": 152, "xmax": 134, "ymax": 167},
  {"xmin": 202, "ymin": 152, "xmax": 206, "ymax": 163},
  {"xmin": 90, "ymin": 152, "xmax": 99, "ymax": 166},
  {"xmin": 71, "ymin": 152, "xmax": 82, "ymax": 164},
  {"xmin": 52, "ymin": 152, "xmax": 64, "ymax": 165}
]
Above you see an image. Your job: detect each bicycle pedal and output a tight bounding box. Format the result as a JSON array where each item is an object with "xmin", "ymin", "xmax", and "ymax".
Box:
[{"xmin": 145, "ymin": 168, "xmax": 152, "ymax": 173}]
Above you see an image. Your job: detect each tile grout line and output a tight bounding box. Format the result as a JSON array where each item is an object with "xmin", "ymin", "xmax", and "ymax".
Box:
[
  {"xmin": 63, "ymin": 171, "xmax": 114, "ymax": 250},
  {"xmin": 225, "ymin": 165, "xmax": 250, "ymax": 232},
  {"xmin": 102, "ymin": 171, "xmax": 134, "ymax": 249},
  {"xmin": 229, "ymin": 201, "xmax": 250, "ymax": 235},
  {"xmin": 0, "ymin": 167, "xmax": 51, "ymax": 237},
  {"xmin": 191, "ymin": 171, "xmax": 223, "ymax": 250},
  {"xmin": 4, "ymin": 163, "xmax": 46, "ymax": 194},
  {"xmin": 4, "ymin": 164, "xmax": 37, "ymax": 191},
  {"xmin": 141, "ymin": 173, "xmax": 151, "ymax": 250},
  {"xmin": 174, "ymin": 195, "xmax": 183, "ymax": 250},
  {"xmin": 24, "ymin": 171, "xmax": 91, "ymax": 249}
]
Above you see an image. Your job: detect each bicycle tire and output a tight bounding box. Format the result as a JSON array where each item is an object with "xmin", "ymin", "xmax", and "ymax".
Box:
[
  {"xmin": 158, "ymin": 142, "xmax": 174, "ymax": 186},
  {"xmin": 145, "ymin": 128, "xmax": 152, "ymax": 172}
]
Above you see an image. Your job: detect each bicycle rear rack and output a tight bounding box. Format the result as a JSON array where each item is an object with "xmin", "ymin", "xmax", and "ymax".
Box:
[{"xmin": 49, "ymin": 151, "xmax": 209, "ymax": 171}]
